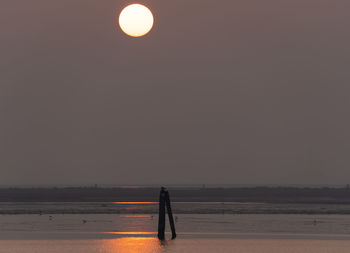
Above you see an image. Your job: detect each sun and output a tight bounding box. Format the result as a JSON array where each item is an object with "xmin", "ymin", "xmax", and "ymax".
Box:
[{"xmin": 118, "ymin": 4, "xmax": 154, "ymax": 37}]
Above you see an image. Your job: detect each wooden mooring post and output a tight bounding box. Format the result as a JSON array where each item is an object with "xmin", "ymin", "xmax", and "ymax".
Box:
[{"xmin": 157, "ymin": 187, "xmax": 176, "ymax": 240}]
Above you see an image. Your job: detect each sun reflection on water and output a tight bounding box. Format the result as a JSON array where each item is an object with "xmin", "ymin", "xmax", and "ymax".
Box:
[
  {"xmin": 106, "ymin": 232, "xmax": 156, "ymax": 235},
  {"xmin": 113, "ymin": 202, "xmax": 156, "ymax": 204},
  {"xmin": 100, "ymin": 237, "xmax": 163, "ymax": 253}
]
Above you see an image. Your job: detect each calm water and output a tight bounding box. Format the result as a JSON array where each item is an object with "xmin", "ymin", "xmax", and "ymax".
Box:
[
  {"xmin": 3, "ymin": 238, "xmax": 350, "ymax": 253},
  {"xmin": 1, "ymin": 202, "xmax": 350, "ymax": 252},
  {"xmin": 2, "ymin": 201, "xmax": 350, "ymax": 214}
]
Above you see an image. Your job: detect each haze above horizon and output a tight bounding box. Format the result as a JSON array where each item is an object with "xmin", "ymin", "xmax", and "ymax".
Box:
[{"xmin": 1, "ymin": 0, "xmax": 350, "ymax": 185}]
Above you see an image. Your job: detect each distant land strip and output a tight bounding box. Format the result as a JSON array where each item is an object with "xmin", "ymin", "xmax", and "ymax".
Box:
[{"xmin": 1, "ymin": 187, "xmax": 350, "ymax": 204}]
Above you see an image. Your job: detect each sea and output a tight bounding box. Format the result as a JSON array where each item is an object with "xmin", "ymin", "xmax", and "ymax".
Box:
[{"xmin": 1, "ymin": 202, "xmax": 350, "ymax": 252}]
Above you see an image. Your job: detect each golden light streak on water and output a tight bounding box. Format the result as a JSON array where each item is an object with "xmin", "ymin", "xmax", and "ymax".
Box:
[
  {"xmin": 100, "ymin": 237, "xmax": 162, "ymax": 253},
  {"xmin": 113, "ymin": 202, "xmax": 156, "ymax": 204}
]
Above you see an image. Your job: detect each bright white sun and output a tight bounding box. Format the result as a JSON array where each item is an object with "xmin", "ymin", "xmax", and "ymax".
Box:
[{"xmin": 119, "ymin": 4, "xmax": 154, "ymax": 37}]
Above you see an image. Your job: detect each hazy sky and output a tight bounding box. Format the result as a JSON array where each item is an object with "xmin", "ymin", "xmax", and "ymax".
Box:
[{"xmin": 1, "ymin": 0, "xmax": 350, "ymax": 185}]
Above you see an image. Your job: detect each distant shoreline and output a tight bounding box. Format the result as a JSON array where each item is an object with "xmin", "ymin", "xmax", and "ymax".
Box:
[{"xmin": 0, "ymin": 187, "xmax": 350, "ymax": 204}]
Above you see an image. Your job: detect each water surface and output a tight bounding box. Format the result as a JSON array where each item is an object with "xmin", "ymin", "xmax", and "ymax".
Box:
[{"xmin": 2, "ymin": 202, "xmax": 350, "ymax": 252}]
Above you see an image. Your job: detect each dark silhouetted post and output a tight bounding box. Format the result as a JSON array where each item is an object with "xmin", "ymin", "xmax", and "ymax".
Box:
[
  {"xmin": 157, "ymin": 187, "xmax": 176, "ymax": 240},
  {"xmin": 157, "ymin": 187, "xmax": 166, "ymax": 240},
  {"xmin": 165, "ymin": 190, "xmax": 176, "ymax": 239}
]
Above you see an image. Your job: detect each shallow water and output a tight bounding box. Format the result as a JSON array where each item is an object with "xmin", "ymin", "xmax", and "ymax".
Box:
[
  {"xmin": 2, "ymin": 238, "xmax": 350, "ymax": 253},
  {"xmin": 2, "ymin": 213, "xmax": 350, "ymax": 235},
  {"xmin": 2, "ymin": 205, "xmax": 350, "ymax": 252},
  {"xmin": 2, "ymin": 202, "xmax": 350, "ymax": 214}
]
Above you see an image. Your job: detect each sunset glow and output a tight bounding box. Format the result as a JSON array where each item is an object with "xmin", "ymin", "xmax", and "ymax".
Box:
[
  {"xmin": 106, "ymin": 232, "xmax": 156, "ymax": 235},
  {"xmin": 113, "ymin": 202, "xmax": 156, "ymax": 204},
  {"xmin": 100, "ymin": 238, "xmax": 161, "ymax": 253}
]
